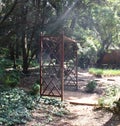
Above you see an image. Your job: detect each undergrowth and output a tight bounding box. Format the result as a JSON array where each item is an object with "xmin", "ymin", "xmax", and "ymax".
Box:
[
  {"xmin": 86, "ymin": 80, "xmax": 97, "ymax": 93},
  {"xmin": 89, "ymin": 68, "xmax": 120, "ymax": 76},
  {"xmin": 0, "ymin": 88, "xmax": 68, "ymax": 126},
  {"xmin": 98, "ymin": 85, "xmax": 120, "ymax": 114}
]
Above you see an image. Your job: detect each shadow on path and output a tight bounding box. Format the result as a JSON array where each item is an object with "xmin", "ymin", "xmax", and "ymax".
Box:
[{"xmin": 103, "ymin": 114, "xmax": 120, "ymax": 126}]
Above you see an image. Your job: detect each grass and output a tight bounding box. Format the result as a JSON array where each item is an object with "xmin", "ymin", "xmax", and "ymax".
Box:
[{"xmin": 89, "ymin": 68, "xmax": 120, "ymax": 76}]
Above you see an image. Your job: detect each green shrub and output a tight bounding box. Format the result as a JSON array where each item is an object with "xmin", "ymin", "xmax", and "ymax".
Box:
[
  {"xmin": 98, "ymin": 97, "xmax": 105, "ymax": 107},
  {"xmin": 86, "ymin": 80, "xmax": 97, "ymax": 93},
  {"xmin": 98, "ymin": 85, "xmax": 120, "ymax": 113},
  {"xmin": 3, "ymin": 70, "xmax": 20, "ymax": 88},
  {"xmin": 0, "ymin": 48, "xmax": 9, "ymax": 56},
  {"xmin": 0, "ymin": 58, "xmax": 13, "ymax": 68},
  {"xmin": 30, "ymin": 60, "xmax": 39, "ymax": 67},
  {"xmin": 31, "ymin": 83, "xmax": 40, "ymax": 95}
]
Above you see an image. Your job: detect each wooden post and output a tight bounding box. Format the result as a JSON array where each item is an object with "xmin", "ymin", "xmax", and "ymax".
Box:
[
  {"xmin": 61, "ymin": 32, "xmax": 64, "ymax": 101},
  {"xmin": 75, "ymin": 44, "xmax": 78, "ymax": 89},
  {"xmin": 40, "ymin": 32, "xmax": 43, "ymax": 95}
]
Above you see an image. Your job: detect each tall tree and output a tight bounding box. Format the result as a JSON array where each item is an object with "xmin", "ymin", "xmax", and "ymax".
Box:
[{"xmin": 0, "ymin": 0, "xmax": 119, "ymax": 70}]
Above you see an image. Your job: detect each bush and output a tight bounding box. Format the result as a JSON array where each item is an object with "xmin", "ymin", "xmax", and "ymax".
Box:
[
  {"xmin": 31, "ymin": 81, "xmax": 40, "ymax": 95},
  {"xmin": 98, "ymin": 85, "xmax": 120, "ymax": 113},
  {"xmin": 0, "ymin": 58, "xmax": 13, "ymax": 68},
  {"xmin": 0, "ymin": 48, "xmax": 9, "ymax": 56},
  {"xmin": 30, "ymin": 60, "xmax": 39, "ymax": 67},
  {"xmin": 3, "ymin": 70, "xmax": 20, "ymax": 88},
  {"xmin": 86, "ymin": 80, "xmax": 97, "ymax": 93}
]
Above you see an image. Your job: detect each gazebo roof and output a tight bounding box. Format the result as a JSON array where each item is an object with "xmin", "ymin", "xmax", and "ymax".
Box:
[
  {"xmin": 41, "ymin": 35, "xmax": 77, "ymax": 43},
  {"xmin": 64, "ymin": 36, "xmax": 77, "ymax": 43}
]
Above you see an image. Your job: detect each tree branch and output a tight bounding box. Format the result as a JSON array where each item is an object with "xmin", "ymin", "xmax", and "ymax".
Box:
[{"xmin": 0, "ymin": 0, "xmax": 17, "ymax": 25}]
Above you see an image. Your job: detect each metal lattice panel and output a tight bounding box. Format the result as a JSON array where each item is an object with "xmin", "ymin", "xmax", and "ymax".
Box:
[
  {"xmin": 40, "ymin": 35, "xmax": 63, "ymax": 99},
  {"xmin": 40, "ymin": 34, "xmax": 78, "ymax": 100},
  {"xmin": 64, "ymin": 42, "xmax": 78, "ymax": 91}
]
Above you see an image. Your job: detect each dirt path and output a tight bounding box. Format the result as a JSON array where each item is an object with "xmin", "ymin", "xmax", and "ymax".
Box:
[
  {"xmin": 58, "ymin": 105, "xmax": 113, "ymax": 126},
  {"xmin": 20, "ymin": 70, "xmax": 120, "ymax": 126},
  {"xmin": 25, "ymin": 104, "xmax": 120, "ymax": 126},
  {"xmin": 64, "ymin": 70, "xmax": 120, "ymax": 105}
]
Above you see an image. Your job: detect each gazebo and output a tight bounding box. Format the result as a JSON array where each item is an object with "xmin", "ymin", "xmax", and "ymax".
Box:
[{"xmin": 40, "ymin": 33, "xmax": 78, "ymax": 101}]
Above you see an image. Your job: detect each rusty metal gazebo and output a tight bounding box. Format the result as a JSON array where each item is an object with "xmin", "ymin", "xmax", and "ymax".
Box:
[{"xmin": 40, "ymin": 33, "xmax": 78, "ymax": 101}]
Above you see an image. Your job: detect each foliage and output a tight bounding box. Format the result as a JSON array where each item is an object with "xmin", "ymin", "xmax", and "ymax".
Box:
[
  {"xmin": 3, "ymin": 70, "xmax": 20, "ymax": 87},
  {"xmin": 42, "ymin": 97, "xmax": 69, "ymax": 118},
  {"xmin": 0, "ymin": 0, "xmax": 120, "ymax": 71},
  {"xmin": 78, "ymin": 53, "xmax": 90, "ymax": 69},
  {"xmin": 43, "ymin": 97, "xmax": 65, "ymax": 108},
  {"xmin": 0, "ymin": 56, "xmax": 22, "ymax": 70},
  {"xmin": 30, "ymin": 60, "xmax": 39, "ymax": 67},
  {"xmin": 0, "ymin": 48, "xmax": 9, "ymax": 57},
  {"xmin": 77, "ymin": 30, "xmax": 98, "ymax": 68},
  {"xmin": 0, "ymin": 66, "xmax": 5, "ymax": 81},
  {"xmin": 102, "ymin": 69, "xmax": 120, "ymax": 76},
  {"xmin": 0, "ymin": 56, "xmax": 21, "ymax": 87},
  {"xmin": 113, "ymin": 98, "xmax": 120, "ymax": 114},
  {"xmin": 86, "ymin": 80, "xmax": 97, "ymax": 93},
  {"xmin": 31, "ymin": 82, "xmax": 40, "ymax": 95},
  {"xmin": 0, "ymin": 88, "xmax": 35, "ymax": 125},
  {"xmin": 0, "ymin": 88, "xmax": 69, "ymax": 125},
  {"xmin": 89, "ymin": 68, "xmax": 120, "ymax": 76},
  {"xmin": 0, "ymin": 58, "xmax": 13, "ymax": 69},
  {"xmin": 0, "ymin": 1, "xmax": 119, "ymax": 84},
  {"xmin": 98, "ymin": 85, "xmax": 120, "ymax": 113},
  {"xmin": 89, "ymin": 68, "xmax": 103, "ymax": 76}
]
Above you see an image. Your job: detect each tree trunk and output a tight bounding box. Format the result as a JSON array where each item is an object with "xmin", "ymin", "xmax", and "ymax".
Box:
[
  {"xmin": 9, "ymin": 44, "xmax": 16, "ymax": 68},
  {"xmin": 21, "ymin": 32, "xmax": 29, "ymax": 74},
  {"xmin": 20, "ymin": 3, "xmax": 29, "ymax": 74},
  {"xmin": 96, "ymin": 52, "xmax": 105, "ymax": 68},
  {"xmin": 16, "ymin": 42, "xmax": 19, "ymax": 59}
]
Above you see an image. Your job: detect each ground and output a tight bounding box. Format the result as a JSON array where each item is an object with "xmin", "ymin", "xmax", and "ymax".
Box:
[
  {"xmin": 19, "ymin": 69, "xmax": 120, "ymax": 126},
  {"xmin": 25, "ymin": 105, "xmax": 120, "ymax": 126}
]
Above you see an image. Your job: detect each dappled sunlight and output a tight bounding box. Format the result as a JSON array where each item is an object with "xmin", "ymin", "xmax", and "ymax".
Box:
[
  {"xmin": 64, "ymin": 91, "xmax": 99, "ymax": 105},
  {"xmin": 0, "ymin": 0, "xmax": 120, "ymax": 125},
  {"xmin": 64, "ymin": 70, "xmax": 120, "ymax": 106}
]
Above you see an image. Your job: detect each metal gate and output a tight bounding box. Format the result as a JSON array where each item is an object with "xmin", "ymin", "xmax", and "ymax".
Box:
[{"xmin": 40, "ymin": 33, "xmax": 78, "ymax": 100}]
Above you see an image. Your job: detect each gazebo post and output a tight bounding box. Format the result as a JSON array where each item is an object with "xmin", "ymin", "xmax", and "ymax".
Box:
[
  {"xmin": 61, "ymin": 32, "xmax": 64, "ymax": 101},
  {"xmin": 40, "ymin": 32, "xmax": 43, "ymax": 95},
  {"xmin": 75, "ymin": 46, "xmax": 78, "ymax": 89}
]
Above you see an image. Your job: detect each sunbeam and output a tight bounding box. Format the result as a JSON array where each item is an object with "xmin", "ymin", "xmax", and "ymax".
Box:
[{"xmin": 47, "ymin": 0, "xmax": 79, "ymax": 34}]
